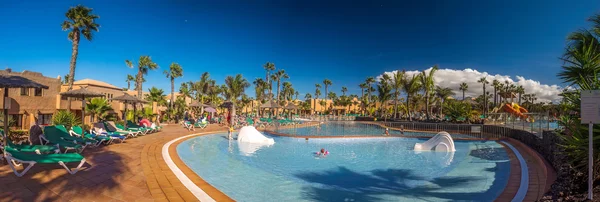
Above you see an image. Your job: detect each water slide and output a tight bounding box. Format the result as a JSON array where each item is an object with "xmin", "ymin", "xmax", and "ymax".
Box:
[
  {"xmin": 237, "ymin": 126, "xmax": 275, "ymax": 156},
  {"xmin": 502, "ymin": 102, "xmax": 529, "ymax": 120},
  {"xmin": 414, "ymin": 131, "xmax": 456, "ymax": 152}
]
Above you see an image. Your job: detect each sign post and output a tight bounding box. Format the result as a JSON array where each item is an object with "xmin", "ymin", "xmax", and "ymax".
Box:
[{"xmin": 580, "ymin": 90, "xmax": 600, "ymax": 200}]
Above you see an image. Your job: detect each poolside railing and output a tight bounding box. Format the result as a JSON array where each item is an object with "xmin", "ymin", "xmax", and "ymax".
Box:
[{"xmin": 267, "ymin": 119, "xmax": 555, "ymax": 140}]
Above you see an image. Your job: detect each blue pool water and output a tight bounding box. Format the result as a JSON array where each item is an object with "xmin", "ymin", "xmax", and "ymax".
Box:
[
  {"xmin": 177, "ymin": 133, "xmax": 511, "ymax": 202},
  {"xmin": 277, "ymin": 122, "xmax": 476, "ymax": 138}
]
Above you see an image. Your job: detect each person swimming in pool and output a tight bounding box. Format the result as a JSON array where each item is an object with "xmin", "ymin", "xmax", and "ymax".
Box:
[{"xmin": 316, "ymin": 148, "xmax": 329, "ymax": 157}]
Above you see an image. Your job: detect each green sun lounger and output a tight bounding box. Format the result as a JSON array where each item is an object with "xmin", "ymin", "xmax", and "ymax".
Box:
[
  {"xmin": 54, "ymin": 125, "xmax": 97, "ymax": 146},
  {"xmin": 40, "ymin": 126, "xmax": 85, "ymax": 153},
  {"xmin": 104, "ymin": 121, "xmax": 139, "ymax": 138},
  {"xmin": 115, "ymin": 123, "xmax": 147, "ymax": 135},
  {"xmin": 4, "ymin": 146, "xmax": 86, "ymax": 177},
  {"xmin": 0, "ymin": 130, "xmax": 59, "ymax": 154},
  {"xmin": 126, "ymin": 121, "xmax": 153, "ymax": 133},
  {"xmin": 70, "ymin": 126, "xmax": 111, "ymax": 146}
]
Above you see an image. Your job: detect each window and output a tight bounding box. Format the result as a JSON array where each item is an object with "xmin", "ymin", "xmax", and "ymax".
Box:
[
  {"xmin": 10, "ymin": 114, "xmax": 22, "ymax": 127},
  {"xmin": 20, "ymin": 88, "xmax": 29, "ymax": 96},
  {"xmin": 38, "ymin": 114, "xmax": 52, "ymax": 125},
  {"xmin": 34, "ymin": 88, "xmax": 42, "ymax": 96}
]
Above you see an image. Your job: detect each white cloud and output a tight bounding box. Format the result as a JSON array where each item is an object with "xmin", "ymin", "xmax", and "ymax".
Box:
[{"xmin": 378, "ymin": 67, "xmax": 564, "ymax": 103}]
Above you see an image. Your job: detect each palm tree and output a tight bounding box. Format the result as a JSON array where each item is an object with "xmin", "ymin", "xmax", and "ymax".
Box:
[
  {"xmin": 327, "ymin": 92, "xmax": 337, "ymax": 111},
  {"xmin": 323, "ymin": 79, "xmax": 333, "ymax": 111},
  {"xmin": 459, "ymin": 82, "xmax": 468, "ymax": 100},
  {"xmin": 194, "ymin": 72, "xmax": 214, "ymax": 115},
  {"xmin": 163, "ymin": 63, "xmax": 183, "ymax": 110},
  {"xmin": 419, "ymin": 65, "xmax": 438, "ymax": 120},
  {"xmin": 365, "ymin": 77, "xmax": 376, "ymax": 107},
  {"xmin": 224, "ymin": 74, "xmax": 251, "ymax": 136},
  {"xmin": 253, "ymin": 78, "xmax": 267, "ymax": 115},
  {"xmin": 314, "ymin": 84, "xmax": 321, "ymax": 114},
  {"xmin": 179, "ymin": 82, "xmax": 191, "ymax": 99},
  {"xmin": 62, "ymin": 5, "xmax": 100, "ymax": 92},
  {"xmin": 358, "ymin": 83, "xmax": 368, "ymax": 115},
  {"xmin": 341, "ymin": 86, "xmax": 348, "ymax": 96},
  {"xmin": 145, "ymin": 87, "xmax": 166, "ymax": 111},
  {"xmin": 125, "ymin": 56, "xmax": 159, "ymax": 98},
  {"xmin": 319, "ymin": 100, "xmax": 327, "ymax": 113},
  {"xmin": 126, "ymin": 74, "xmax": 135, "ymax": 90},
  {"xmin": 391, "ymin": 71, "xmax": 404, "ymax": 119},
  {"xmin": 492, "ymin": 79, "xmax": 500, "ymax": 107},
  {"xmin": 271, "ymin": 70, "xmax": 289, "ymax": 105},
  {"xmin": 263, "ymin": 62, "xmax": 276, "ymax": 98},
  {"xmin": 85, "ymin": 97, "xmax": 112, "ymax": 122},
  {"xmin": 477, "ymin": 77, "xmax": 489, "ymax": 115},
  {"xmin": 435, "ymin": 86, "xmax": 455, "ymax": 117},
  {"xmin": 515, "ymin": 85, "xmax": 525, "ymax": 105},
  {"xmin": 402, "ymin": 73, "xmax": 422, "ymax": 121},
  {"xmin": 378, "ymin": 75, "xmax": 393, "ymax": 119},
  {"xmin": 62, "ymin": 74, "xmax": 71, "ymax": 85}
]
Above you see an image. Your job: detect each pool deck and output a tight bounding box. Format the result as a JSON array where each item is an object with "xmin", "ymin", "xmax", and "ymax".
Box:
[{"xmin": 0, "ymin": 124, "xmax": 555, "ymax": 202}]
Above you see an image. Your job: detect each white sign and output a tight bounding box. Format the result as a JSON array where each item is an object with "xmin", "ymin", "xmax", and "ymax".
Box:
[{"xmin": 581, "ymin": 90, "xmax": 600, "ymax": 124}]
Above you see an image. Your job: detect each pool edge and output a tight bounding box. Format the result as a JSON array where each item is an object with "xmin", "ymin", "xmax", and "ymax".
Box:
[{"xmin": 163, "ymin": 131, "xmax": 235, "ymax": 202}]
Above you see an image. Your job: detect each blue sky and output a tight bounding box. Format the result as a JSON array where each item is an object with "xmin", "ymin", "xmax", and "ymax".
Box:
[{"xmin": 0, "ymin": 0, "xmax": 598, "ymax": 99}]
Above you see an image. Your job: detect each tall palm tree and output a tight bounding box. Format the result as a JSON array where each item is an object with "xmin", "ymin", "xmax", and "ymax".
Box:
[
  {"xmin": 402, "ymin": 73, "xmax": 422, "ymax": 121},
  {"xmin": 327, "ymin": 92, "xmax": 337, "ymax": 112},
  {"xmin": 125, "ymin": 56, "xmax": 159, "ymax": 98},
  {"xmin": 263, "ymin": 62, "xmax": 276, "ymax": 98},
  {"xmin": 391, "ymin": 71, "xmax": 404, "ymax": 119},
  {"xmin": 492, "ymin": 79, "xmax": 500, "ymax": 107},
  {"xmin": 271, "ymin": 70, "xmax": 289, "ymax": 105},
  {"xmin": 62, "ymin": 5, "xmax": 100, "ymax": 92},
  {"xmin": 194, "ymin": 72, "xmax": 214, "ymax": 115},
  {"xmin": 224, "ymin": 74, "xmax": 250, "ymax": 134},
  {"xmin": 459, "ymin": 82, "xmax": 468, "ymax": 100},
  {"xmin": 365, "ymin": 77, "xmax": 376, "ymax": 107},
  {"xmin": 163, "ymin": 63, "xmax": 183, "ymax": 110},
  {"xmin": 314, "ymin": 84, "xmax": 321, "ymax": 114},
  {"xmin": 358, "ymin": 83, "xmax": 368, "ymax": 115},
  {"xmin": 341, "ymin": 86, "xmax": 348, "ymax": 96},
  {"xmin": 435, "ymin": 86, "xmax": 455, "ymax": 116},
  {"xmin": 477, "ymin": 77, "xmax": 489, "ymax": 115},
  {"xmin": 323, "ymin": 79, "xmax": 333, "ymax": 111},
  {"xmin": 419, "ymin": 65, "xmax": 438, "ymax": 120},
  {"xmin": 516, "ymin": 85, "xmax": 525, "ymax": 105},
  {"xmin": 378, "ymin": 75, "xmax": 393, "ymax": 118},
  {"xmin": 126, "ymin": 74, "xmax": 135, "ymax": 90}
]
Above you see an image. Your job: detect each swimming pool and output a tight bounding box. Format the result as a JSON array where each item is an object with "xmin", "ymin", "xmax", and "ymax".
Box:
[
  {"xmin": 177, "ymin": 133, "xmax": 511, "ymax": 201},
  {"xmin": 276, "ymin": 122, "xmax": 476, "ymax": 138}
]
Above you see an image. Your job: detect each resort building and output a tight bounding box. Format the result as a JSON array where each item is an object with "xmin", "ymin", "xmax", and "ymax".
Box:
[
  {"xmin": 0, "ymin": 68, "xmax": 62, "ymax": 130},
  {"xmin": 59, "ymin": 79, "xmax": 130, "ymax": 125}
]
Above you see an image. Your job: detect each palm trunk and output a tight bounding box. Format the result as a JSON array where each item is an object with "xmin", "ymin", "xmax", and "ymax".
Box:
[
  {"xmin": 394, "ymin": 90, "xmax": 398, "ymax": 119},
  {"xmin": 324, "ymin": 86, "xmax": 328, "ymax": 113},
  {"xmin": 493, "ymin": 88, "xmax": 497, "ymax": 107},
  {"xmin": 440, "ymin": 98, "xmax": 444, "ymax": 117},
  {"xmin": 406, "ymin": 94, "xmax": 412, "ymax": 121},
  {"xmin": 200, "ymin": 96, "xmax": 205, "ymax": 115},
  {"xmin": 483, "ymin": 86, "xmax": 486, "ymax": 116},
  {"xmin": 127, "ymin": 82, "xmax": 130, "ymax": 90},
  {"xmin": 462, "ymin": 91, "xmax": 465, "ymax": 100},
  {"xmin": 137, "ymin": 71, "xmax": 143, "ymax": 98},
  {"xmin": 425, "ymin": 90, "xmax": 430, "ymax": 120},
  {"xmin": 170, "ymin": 78, "xmax": 175, "ymax": 110},
  {"xmin": 518, "ymin": 93, "xmax": 522, "ymax": 105},
  {"xmin": 361, "ymin": 89, "xmax": 365, "ymax": 116},
  {"xmin": 276, "ymin": 81, "xmax": 281, "ymax": 116},
  {"xmin": 66, "ymin": 30, "xmax": 80, "ymax": 110}
]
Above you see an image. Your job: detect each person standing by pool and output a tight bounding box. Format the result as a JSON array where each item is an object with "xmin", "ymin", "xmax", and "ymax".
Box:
[{"xmin": 385, "ymin": 128, "xmax": 390, "ymax": 136}]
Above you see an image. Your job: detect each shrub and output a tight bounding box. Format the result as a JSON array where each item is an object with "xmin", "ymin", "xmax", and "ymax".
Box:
[
  {"xmin": 52, "ymin": 110, "xmax": 81, "ymax": 129},
  {"xmin": 443, "ymin": 100, "xmax": 472, "ymax": 122}
]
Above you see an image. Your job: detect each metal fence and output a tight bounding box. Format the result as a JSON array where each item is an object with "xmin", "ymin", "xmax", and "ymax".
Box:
[{"xmin": 269, "ymin": 119, "xmax": 555, "ymax": 140}]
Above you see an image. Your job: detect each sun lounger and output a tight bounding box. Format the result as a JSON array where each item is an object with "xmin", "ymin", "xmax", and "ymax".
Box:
[
  {"xmin": 92, "ymin": 123, "xmax": 126, "ymax": 143},
  {"xmin": 70, "ymin": 126, "xmax": 111, "ymax": 146},
  {"xmin": 55, "ymin": 125, "xmax": 97, "ymax": 146},
  {"xmin": 127, "ymin": 121, "xmax": 154, "ymax": 134},
  {"xmin": 105, "ymin": 121, "xmax": 140, "ymax": 138},
  {"xmin": 39, "ymin": 126, "xmax": 86, "ymax": 153},
  {"xmin": 4, "ymin": 146, "xmax": 86, "ymax": 177},
  {"xmin": 0, "ymin": 130, "xmax": 59, "ymax": 154},
  {"xmin": 115, "ymin": 123, "xmax": 148, "ymax": 136}
]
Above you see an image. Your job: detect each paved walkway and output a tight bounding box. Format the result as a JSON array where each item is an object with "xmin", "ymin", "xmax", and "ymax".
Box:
[
  {"xmin": 0, "ymin": 124, "xmax": 224, "ymax": 202},
  {"xmin": 0, "ymin": 124, "xmax": 555, "ymax": 202}
]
